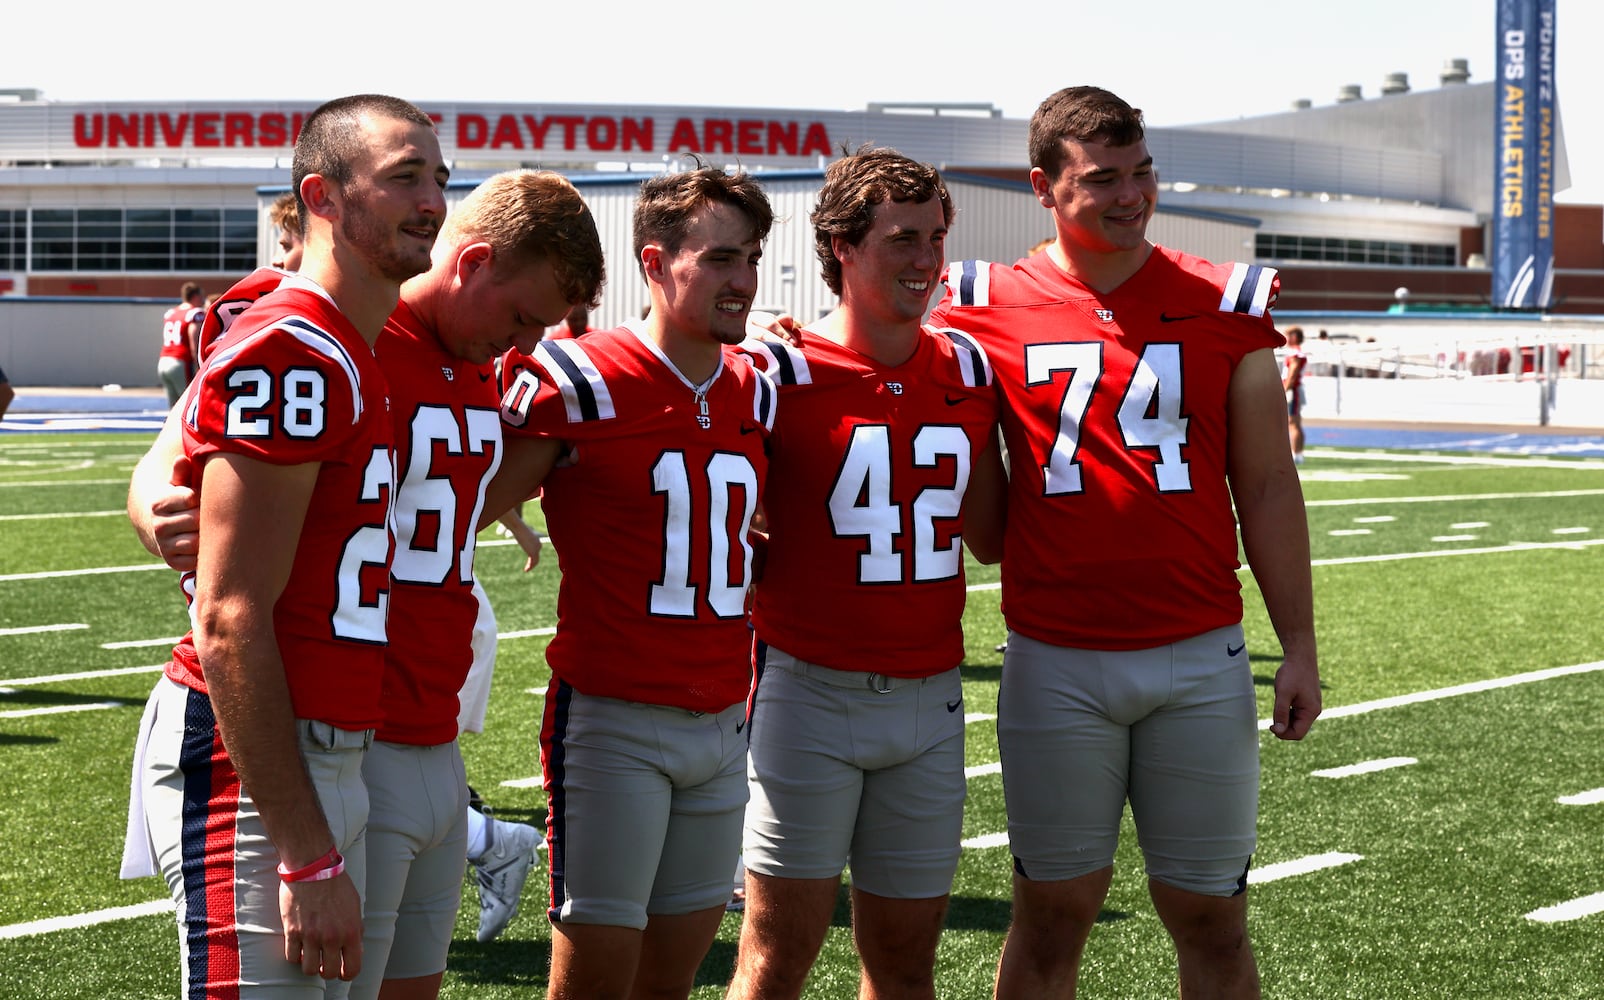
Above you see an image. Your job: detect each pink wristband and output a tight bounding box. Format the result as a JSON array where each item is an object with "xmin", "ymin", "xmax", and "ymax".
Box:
[{"xmin": 277, "ymin": 847, "xmax": 342, "ymax": 883}]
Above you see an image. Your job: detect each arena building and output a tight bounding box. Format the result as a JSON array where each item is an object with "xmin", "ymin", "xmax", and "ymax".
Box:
[{"xmin": 0, "ymin": 64, "xmax": 1600, "ymax": 387}]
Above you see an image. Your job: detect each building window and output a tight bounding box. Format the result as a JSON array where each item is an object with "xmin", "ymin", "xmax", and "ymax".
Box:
[
  {"xmin": 1255, "ymin": 233, "xmax": 1456, "ymax": 267},
  {"xmin": 23, "ymin": 206, "xmax": 258, "ymax": 273}
]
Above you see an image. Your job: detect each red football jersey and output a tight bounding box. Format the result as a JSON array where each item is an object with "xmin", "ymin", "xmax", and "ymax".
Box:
[
  {"xmin": 499, "ymin": 323, "xmax": 776, "ymax": 712},
  {"xmin": 165, "ymin": 275, "xmax": 396, "ymax": 729},
  {"xmin": 159, "ymin": 304, "xmax": 198, "ymax": 365},
  {"xmin": 376, "ymin": 299, "xmax": 503, "ymax": 745},
  {"xmin": 930, "ymin": 247, "xmax": 1283, "ymax": 650},
  {"xmin": 740, "ymin": 328, "xmax": 998, "ymax": 677},
  {"xmin": 196, "ymin": 266, "xmax": 296, "ymax": 363}
]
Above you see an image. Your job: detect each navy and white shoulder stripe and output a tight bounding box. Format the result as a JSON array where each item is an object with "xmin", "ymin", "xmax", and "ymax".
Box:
[
  {"xmin": 749, "ymin": 365, "xmax": 778, "ymax": 432},
  {"xmin": 1218, "ymin": 263, "xmax": 1278, "ymax": 318},
  {"xmin": 931, "ymin": 326, "xmax": 994, "ymax": 388},
  {"xmin": 738, "ymin": 338, "xmax": 813, "ymax": 386},
  {"xmin": 535, "ymin": 338, "xmax": 616, "ymax": 424},
  {"xmin": 943, "ymin": 259, "xmax": 996, "ymax": 307},
  {"xmin": 187, "ymin": 315, "xmax": 365, "ymax": 429}
]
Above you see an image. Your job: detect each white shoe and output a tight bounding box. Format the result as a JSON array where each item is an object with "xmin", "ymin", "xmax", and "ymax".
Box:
[{"xmin": 472, "ymin": 816, "xmax": 544, "ymax": 943}]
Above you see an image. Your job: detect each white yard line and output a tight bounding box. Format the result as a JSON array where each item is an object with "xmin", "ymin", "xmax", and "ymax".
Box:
[
  {"xmin": 0, "ymin": 664, "xmax": 164, "ymax": 687},
  {"xmin": 1249, "ymin": 852, "xmax": 1364, "ymax": 884},
  {"xmin": 0, "ymin": 563, "xmax": 168, "ymax": 582},
  {"xmin": 0, "ymin": 623, "xmax": 87, "ymax": 637},
  {"xmin": 1312, "ymin": 757, "xmax": 1417, "ymax": 779},
  {"xmin": 1557, "ymin": 788, "xmax": 1604, "ymax": 806},
  {"xmin": 0, "ymin": 509, "xmax": 124, "ymax": 521},
  {"xmin": 0, "ymin": 900, "xmax": 172, "ymax": 941},
  {"xmin": 1525, "ymin": 892, "xmax": 1604, "ymax": 924},
  {"xmin": 0, "ymin": 700, "xmax": 125, "ymax": 719},
  {"xmin": 100, "ymin": 636, "xmax": 184, "ymax": 650}
]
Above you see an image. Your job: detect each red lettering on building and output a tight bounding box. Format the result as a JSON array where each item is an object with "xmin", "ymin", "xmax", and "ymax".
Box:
[
  {"xmin": 194, "ymin": 113, "xmax": 221, "ymax": 147},
  {"xmin": 800, "ymin": 122, "xmax": 831, "ymax": 157},
  {"xmin": 157, "ymin": 114, "xmax": 188, "ymax": 146},
  {"xmin": 767, "ymin": 121, "xmax": 798, "ymax": 156},
  {"xmin": 524, "ymin": 115, "xmax": 553, "ymax": 149},
  {"xmin": 704, "ymin": 119, "xmax": 734, "ymax": 154},
  {"xmin": 225, "ymin": 113, "xmax": 254, "ymax": 146},
  {"xmin": 668, "ymin": 118, "xmax": 701, "ymax": 153},
  {"xmin": 622, "ymin": 117, "xmax": 653, "ymax": 152},
  {"xmin": 108, "ymin": 114, "xmax": 139, "ymax": 148},
  {"xmin": 587, "ymin": 117, "xmax": 617, "ymax": 152},
  {"xmin": 458, "ymin": 113, "xmax": 488, "ymax": 148},
  {"xmin": 490, "ymin": 115, "xmax": 523, "ymax": 149},
  {"xmin": 258, "ymin": 113, "xmax": 289, "ymax": 147},
  {"xmin": 737, "ymin": 119, "xmax": 763, "ymax": 156},
  {"xmin": 72, "ymin": 114, "xmax": 103, "ymax": 146}
]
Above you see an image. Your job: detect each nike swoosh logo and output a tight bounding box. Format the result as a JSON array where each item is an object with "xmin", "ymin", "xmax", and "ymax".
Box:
[
  {"xmin": 946, "ymin": 698, "xmax": 963, "ymax": 713},
  {"xmin": 944, "ymin": 395, "xmax": 966, "ymax": 406},
  {"xmin": 477, "ymin": 372, "xmax": 493, "ymax": 382},
  {"xmin": 740, "ymin": 423, "xmax": 759, "ymax": 435},
  {"xmin": 1227, "ymin": 643, "xmax": 1246, "ymax": 657},
  {"xmin": 735, "ymin": 721, "xmax": 744, "ymax": 733},
  {"xmin": 1160, "ymin": 313, "xmax": 1198, "ymax": 323}
]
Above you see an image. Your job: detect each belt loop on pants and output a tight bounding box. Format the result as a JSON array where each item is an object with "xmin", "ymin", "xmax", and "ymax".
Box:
[{"xmin": 298, "ymin": 719, "xmax": 375, "ymax": 752}]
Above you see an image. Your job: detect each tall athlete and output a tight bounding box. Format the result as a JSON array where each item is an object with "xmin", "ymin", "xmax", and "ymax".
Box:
[
  {"xmin": 486, "ymin": 167, "xmax": 777, "ymax": 1000},
  {"xmin": 124, "ymin": 94, "xmax": 449, "ymax": 996},
  {"xmin": 725, "ymin": 147, "xmax": 1004, "ymax": 1000},
  {"xmin": 130, "ymin": 170, "xmax": 606, "ymax": 998},
  {"xmin": 929, "ymin": 86, "xmax": 1320, "ymax": 998},
  {"xmin": 157, "ymin": 281, "xmax": 205, "ymax": 407}
]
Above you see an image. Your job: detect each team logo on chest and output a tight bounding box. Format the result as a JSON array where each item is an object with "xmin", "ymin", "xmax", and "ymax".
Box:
[
  {"xmin": 1094, "ymin": 308, "xmax": 1114, "ymax": 322},
  {"xmin": 441, "ymin": 366, "xmax": 455, "ymax": 381},
  {"xmin": 885, "ymin": 381, "xmax": 905, "ymax": 395},
  {"xmin": 696, "ymin": 397, "xmax": 712, "ymax": 430}
]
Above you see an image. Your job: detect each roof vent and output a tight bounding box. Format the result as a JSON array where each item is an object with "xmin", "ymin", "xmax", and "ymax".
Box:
[
  {"xmin": 1291, "ymin": 98, "xmax": 1313, "ymax": 111},
  {"xmin": 1381, "ymin": 72, "xmax": 1410, "ymax": 95},
  {"xmin": 1440, "ymin": 58, "xmax": 1471, "ymax": 85},
  {"xmin": 1336, "ymin": 84, "xmax": 1364, "ymax": 103}
]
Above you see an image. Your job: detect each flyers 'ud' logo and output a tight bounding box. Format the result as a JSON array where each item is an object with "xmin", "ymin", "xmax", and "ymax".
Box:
[
  {"xmin": 1094, "ymin": 309, "xmax": 1114, "ymax": 322},
  {"xmin": 885, "ymin": 381, "xmax": 904, "ymax": 395}
]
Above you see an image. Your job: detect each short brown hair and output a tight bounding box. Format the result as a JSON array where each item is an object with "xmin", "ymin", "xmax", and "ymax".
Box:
[
  {"xmin": 268, "ymin": 191, "xmax": 301, "ymax": 237},
  {"xmin": 180, "ymin": 281, "xmax": 202, "ymax": 302},
  {"xmin": 446, "ymin": 170, "xmax": 606, "ymax": 309},
  {"xmin": 292, "ymin": 94, "xmax": 435, "ymax": 223},
  {"xmin": 812, "ymin": 146, "xmax": 953, "ymax": 296},
  {"xmin": 1028, "ymin": 87, "xmax": 1146, "ymax": 180},
  {"xmin": 632, "ymin": 168, "xmax": 774, "ymax": 279}
]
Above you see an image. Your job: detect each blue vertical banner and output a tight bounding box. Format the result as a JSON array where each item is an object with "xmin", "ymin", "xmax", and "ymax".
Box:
[{"xmin": 1492, "ymin": 0, "xmax": 1557, "ymax": 310}]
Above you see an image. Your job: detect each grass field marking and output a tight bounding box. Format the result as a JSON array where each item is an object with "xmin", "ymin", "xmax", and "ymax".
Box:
[
  {"xmin": 0, "ymin": 622, "xmax": 88, "ymax": 637},
  {"xmin": 499, "ymin": 777, "xmax": 543, "ymax": 789},
  {"xmin": 1315, "ymin": 449, "xmax": 1604, "ymax": 471},
  {"xmin": 496, "ymin": 626, "xmax": 557, "ymax": 640},
  {"xmin": 1552, "ymin": 527, "xmax": 1591, "ymax": 535},
  {"xmin": 0, "ymin": 899, "xmax": 172, "ymax": 941},
  {"xmin": 1248, "ymin": 852, "xmax": 1364, "ymax": 884},
  {"xmin": 1352, "ymin": 516, "xmax": 1395, "ymax": 523},
  {"xmin": 523, "ymin": 687, "xmax": 548, "ymax": 697},
  {"xmin": 1329, "ymin": 529, "xmax": 1373, "ymax": 536},
  {"xmin": 965, "ymin": 762, "xmax": 1002, "ymax": 779},
  {"xmin": 0, "ymin": 509, "xmax": 125, "ymax": 521},
  {"xmin": 1258, "ymin": 660, "xmax": 1604, "ymax": 731},
  {"xmin": 1311, "ymin": 757, "xmax": 1418, "ymax": 779},
  {"xmin": 1451, "ymin": 521, "xmax": 1492, "ymax": 529},
  {"xmin": 1306, "ymin": 536, "xmax": 1604, "ymax": 568},
  {"xmin": 1524, "ymin": 892, "xmax": 1604, "ymax": 924},
  {"xmin": 0, "ymin": 563, "xmax": 168, "ymax": 583},
  {"xmin": 961, "ymin": 832, "xmax": 1010, "ymax": 850},
  {"xmin": 1431, "ymin": 534, "xmax": 1479, "ymax": 542},
  {"xmin": 0, "ymin": 663, "xmax": 164, "ymax": 687},
  {"xmin": 0, "ymin": 700, "xmax": 125, "ymax": 719},
  {"xmin": 1306, "ymin": 487, "xmax": 1604, "ymax": 509},
  {"xmin": 1557, "ymin": 789, "xmax": 1604, "ymax": 806},
  {"xmin": 0, "ymin": 477, "xmax": 132, "ymax": 488},
  {"xmin": 965, "ymin": 713, "xmax": 997, "ymax": 724},
  {"xmin": 100, "ymin": 636, "xmax": 185, "ymax": 649}
]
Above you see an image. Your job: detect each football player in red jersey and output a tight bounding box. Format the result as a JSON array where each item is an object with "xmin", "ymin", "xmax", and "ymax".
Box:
[
  {"xmin": 122, "ymin": 94, "xmax": 449, "ymax": 996},
  {"xmin": 929, "ymin": 87, "xmax": 1320, "ymax": 999},
  {"xmin": 725, "ymin": 147, "xmax": 1005, "ymax": 1000},
  {"xmin": 156, "ymin": 280, "xmax": 205, "ymax": 407},
  {"xmin": 486, "ymin": 168, "xmax": 777, "ymax": 1000},
  {"xmin": 1281, "ymin": 325, "xmax": 1308, "ymax": 464},
  {"xmin": 130, "ymin": 169, "xmax": 605, "ymax": 999}
]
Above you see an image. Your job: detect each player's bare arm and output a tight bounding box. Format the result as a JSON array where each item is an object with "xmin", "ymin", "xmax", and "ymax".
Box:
[
  {"xmin": 1226, "ymin": 348, "xmax": 1320, "ymax": 740},
  {"xmin": 496, "ymin": 507, "xmax": 544, "ymax": 572},
  {"xmin": 961, "ymin": 431, "xmax": 1009, "ymax": 565},
  {"xmin": 127, "ymin": 405, "xmax": 199, "ymax": 570},
  {"xmin": 192, "ymin": 451, "xmax": 364, "ymax": 980},
  {"xmin": 477, "ymin": 434, "xmax": 563, "ymax": 531}
]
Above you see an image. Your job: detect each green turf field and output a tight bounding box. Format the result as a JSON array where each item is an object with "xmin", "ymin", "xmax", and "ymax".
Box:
[{"xmin": 2, "ymin": 432, "xmax": 1602, "ymax": 998}]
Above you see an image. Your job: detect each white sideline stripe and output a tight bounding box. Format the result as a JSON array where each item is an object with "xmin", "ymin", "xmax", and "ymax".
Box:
[
  {"xmin": 523, "ymin": 687, "xmax": 548, "ymax": 697},
  {"xmin": 500, "ymin": 777, "xmax": 543, "ymax": 789},
  {"xmin": 0, "ymin": 899, "xmax": 172, "ymax": 940},
  {"xmin": 1312, "ymin": 757, "xmax": 1417, "ymax": 779},
  {"xmin": 1316, "ymin": 451, "xmax": 1604, "ymax": 471},
  {"xmin": 1259, "ymin": 661, "xmax": 1604, "ymax": 731},
  {"xmin": 961, "ymin": 832, "xmax": 1010, "ymax": 850},
  {"xmin": 1307, "ymin": 536, "xmax": 1604, "ymax": 567},
  {"xmin": 1452, "ymin": 522, "xmax": 1491, "ymax": 529},
  {"xmin": 0, "ymin": 509, "xmax": 124, "ymax": 522},
  {"xmin": 1431, "ymin": 534, "xmax": 1479, "ymax": 542},
  {"xmin": 1329, "ymin": 529, "xmax": 1372, "ymax": 536},
  {"xmin": 0, "ymin": 623, "xmax": 87, "ymax": 637},
  {"xmin": 1557, "ymin": 788, "xmax": 1604, "ymax": 806},
  {"xmin": 497, "ymin": 627, "xmax": 556, "ymax": 640},
  {"xmin": 1553, "ymin": 527, "xmax": 1591, "ymax": 535},
  {"xmin": 0, "ymin": 563, "xmax": 168, "ymax": 582},
  {"xmin": 1525, "ymin": 892, "xmax": 1604, "ymax": 924},
  {"xmin": 0, "ymin": 700, "xmax": 125, "ymax": 719},
  {"xmin": 966, "ymin": 582, "xmax": 999, "ymax": 592},
  {"xmin": 0, "ymin": 664, "xmax": 163, "ymax": 687},
  {"xmin": 101, "ymin": 636, "xmax": 184, "ymax": 649},
  {"xmin": 1353, "ymin": 516, "xmax": 1396, "ymax": 523},
  {"xmin": 965, "ymin": 762, "xmax": 1002, "ymax": 779},
  {"xmin": 0, "ymin": 478, "xmax": 131, "ymax": 488},
  {"xmin": 965, "ymin": 713, "xmax": 996, "ymax": 724},
  {"xmin": 1249, "ymin": 852, "xmax": 1363, "ymax": 884},
  {"xmin": 1307, "ymin": 487, "xmax": 1604, "ymax": 507}
]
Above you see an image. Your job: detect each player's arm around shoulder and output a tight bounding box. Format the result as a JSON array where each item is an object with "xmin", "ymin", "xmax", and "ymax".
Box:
[
  {"xmin": 1226, "ymin": 348, "xmax": 1320, "ymax": 740},
  {"xmin": 192, "ymin": 451, "xmax": 364, "ymax": 978},
  {"xmin": 962, "ymin": 428, "xmax": 1007, "ymax": 565}
]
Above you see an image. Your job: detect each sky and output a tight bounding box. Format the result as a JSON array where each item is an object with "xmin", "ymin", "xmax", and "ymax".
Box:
[{"xmin": 6, "ymin": 0, "xmax": 1599, "ymax": 205}]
